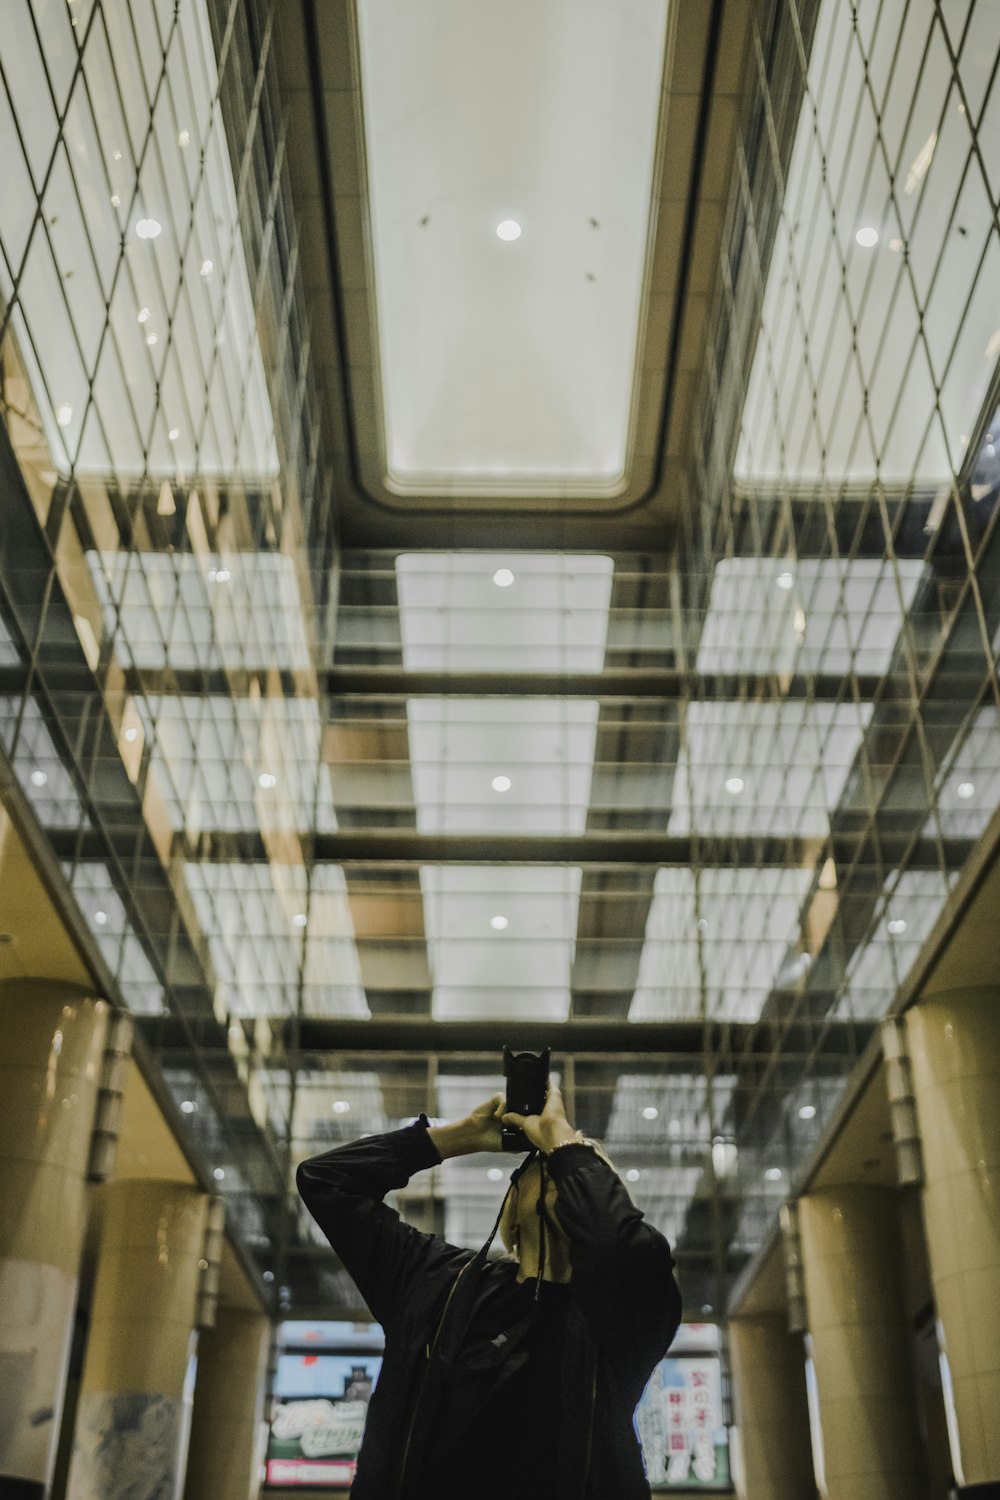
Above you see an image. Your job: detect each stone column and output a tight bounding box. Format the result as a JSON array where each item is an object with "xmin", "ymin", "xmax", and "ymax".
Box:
[
  {"xmin": 184, "ymin": 1308, "xmax": 271, "ymax": 1500},
  {"xmin": 907, "ymin": 988, "xmax": 1000, "ymax": 1489},
  {"xmin": 728, "ymin": 1313, "xmax": 816, "ymax": 1500},
  {"xmin": 0, "ymin": 980, "xmax": 109, "ymax": 1498},
  {"xmin": 798, "ymin": 1186, "xmax": 924, "ymax": 1500},
  {"xmin": 66, "ymin": 1180, "xmax": 209, "ymax": 1500}
]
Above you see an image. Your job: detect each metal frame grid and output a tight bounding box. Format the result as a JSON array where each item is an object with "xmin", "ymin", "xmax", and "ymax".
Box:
[{"xmin": 0, "ymin": 0, "xmax": 996, "ymax": 1321}]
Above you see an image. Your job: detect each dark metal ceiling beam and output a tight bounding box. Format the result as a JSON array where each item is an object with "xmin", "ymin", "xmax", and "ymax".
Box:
[
  {"xmin": 148, "ymin": 829, "xmax": 963, "ymax": 869},
  {"xmin": 323, "ymin": 668, "xmax": 889, "ymax": 700},
  {"xmin": 140, "ymin": 1014, "xmax": 873, "ymax": 1059}
]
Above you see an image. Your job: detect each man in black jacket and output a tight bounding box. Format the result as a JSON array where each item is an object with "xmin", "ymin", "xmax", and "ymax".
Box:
[{"xmin": 296, "ymin": 1083, "xmax": 682, "ymax": 1499}]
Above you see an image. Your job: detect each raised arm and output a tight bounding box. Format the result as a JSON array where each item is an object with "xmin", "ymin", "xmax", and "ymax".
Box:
[
  {"xmin": 504, "ymin": 1086, "xmax": 682, "ymax": 1373},
  {"xmin": 296, "ymin": 1095, "xmax": 506, "ymax": 1331}
]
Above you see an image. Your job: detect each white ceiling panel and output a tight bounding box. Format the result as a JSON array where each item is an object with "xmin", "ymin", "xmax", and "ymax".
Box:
[
  {"xmin": 91, "ymin": 551, "xmax": 313, "ymax": 672},
  {"xmin": 187, "ymin": 863, "xmax": 368, "ymax": 1019},
  {"xmin": 141, "ymin": 696, "xmax": 337, "ymax": 836},
  {"xmin": 396, "ymin": 553, "xmax": 614, "ymax": 672},
  {"xmin": 697, "ymin": 557, "xmax": 926, "ymax": 676},
  {"xmin": 421, "ymin": 865, "xmax": 582, "ymax": 1020},
  {"xmin": 359, "ymin": 1, "xmax": 670, "ymax": 491},
  {"xmin": 630, "ymin": 867, "xmax": 814, "ymax": 1023},
  {"xmin": 408, "ymin": 698, "xmax": 599, "ymax": 835},
  {"xmin": 669, "ymin": 700, "xmax": 872, "ymax": 839}
]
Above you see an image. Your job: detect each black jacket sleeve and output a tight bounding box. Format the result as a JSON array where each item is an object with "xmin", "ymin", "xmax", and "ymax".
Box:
[
  {"xmin": 547, "ymin": 1144, "xmax": 682, "ymax": 1379},
  {"xmin": 296, "ymin": 1119, "xmax": 469, "ymax": 1333}
]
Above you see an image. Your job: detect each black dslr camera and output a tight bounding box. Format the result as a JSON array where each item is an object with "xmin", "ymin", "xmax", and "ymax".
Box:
[{"xmin": 501, "ymin": 1045, "xmax": 551, "ymax": 1152}]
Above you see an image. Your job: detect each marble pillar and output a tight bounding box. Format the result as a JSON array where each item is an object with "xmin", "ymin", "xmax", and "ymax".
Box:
[
  {"xmin": 907, "ymin": 989, "xmax": 1000, "ymax": 1489},
  {"xmin": 0, "ymin": 980, "xmax": 108, "ymax": 1498},
  {"xmin": 184, "ymin": 1307, "xmax": 271, "ymax": 1500},
  {"xmin": 66, "ymin": 1180, "xmax": 208, "ymax": 1500},
  {"xmin": 728, "ymin": 1313, "xmax": 816, "ymax": 1500},
  {"xmin": 798, "ymin": 1186, "xmax": 925, "ymax": 1500}
]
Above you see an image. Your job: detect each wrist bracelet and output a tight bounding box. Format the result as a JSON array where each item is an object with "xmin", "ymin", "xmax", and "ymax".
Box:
[{"xmin": 546, "ymin": 1132, "xmax": 588, "ymax": 1156}]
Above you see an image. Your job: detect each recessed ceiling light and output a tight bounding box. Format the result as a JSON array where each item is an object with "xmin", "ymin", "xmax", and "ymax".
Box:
[
  {"xmin": 493, "ymin": 568, "xmax": 515, "ymax": 587},
  {"xmin": 625, "ymin": 1169, "xmax": 641, "ymax": 1183},
  {"xmin": 487, "ymin": 1167, "xmax": 504, "ymax": 1181},
  {"xmin": 855, "ymin": 226, "xmax": 879, "ymax": 248},
  {"xmin": 798, "ymin": 1104, "xmax": 816, "ymax": 1120},
  {"xmin": 490, "ymin": 915, "xmax": 509, "ymax": 931},
  {"xmin": 178, "ymin": 129, "xmax": 191, "ymax": 147},
  {"xmin": 135, "ymin": 217, "xmax": 162, "ymax": 240},
  {"xmin": 765, "ymin": 1167, "xmax": 783, "ymax": 1181},
  {"xmin": 146, "ymin": 333, "xmax": 158, "ymax": 346},
  {"xmin": 641, "ymin": 1106, "xmax": 659, "ymax": 1121},
  {"xmin": 887, "ymin": 918, "xmax": 907, "ymax": 935},
  {"xmin": 56, "ymin": 404, "xmax": 73, "ymax": 427},
  {"xmin": 30, "ymin": 769, "xmax": 48, "ymax": 787},
  {"xmin": 214, "ymin": 568, "xmax": 231, "ymax": 583},
  {"xmin": 793, "ymin": 607, "xmax": 807, "ymax": 634},
  {"xmin": 213, "ymin": 1167, "xmax": 226, "ymax": 1180},
  {"xmin": 724, "ymin": 776, "xmax": 745, "ymax": 795},
  {"xmin": 956, "ymin": 782, "xmax": 975, "ymax": 799},
  {"xmin": 95, "ymin": 910, "xmax": 108, "ymax": 926},
  {"xmin": 697, "ymin": 917, "xmax": 708, "ymax": 932},
  {"xmin": 123, "ymin": 726, "xmax": 138, "ymax": 744},
  {"xmin": 168, "ymin": 427, "xmax": 180, "ymax": 441},
  {"xmin": 200, "ymin": 258, "xmax": 213, "ymax": 277},
  {"xmin": 491, "ymin": 775, "xmax": 512, "ymax": 793},
  {"xmin": 496, "ymin": 219, "xmax": 521, "ymax": 241},
  {"xmin": 292, "ymin": 912, "xmax": 308, "ymax": 928},
  {"xmin": 137, "ymin": 307, "xmax": 150, "ymax": 323},
  {"xmin": 180, "ymin": 1100, "xmax": 197, "ymax": 1113},
  {"xmin": 110, "ymin": 193, "xmax": 121, "ymax": 208},
  {"xmin": 776, "ymin": 570, "xmax": 795, "ymax": 590},
  {"xmin": 888, "ymin": 236, "xmax": 904, "ymax": 252},
  {"xmin": 258, "ymin": 772, "xmax": 277, "ymax": 789},
  {"xmin": 332, "ymin": 1100, "xmax": 351, "ymax": 1114},
  {"xmin": 262, "ymin": 1270, "xmax": 275, "ymax": 1283},
  {"xmin": 113, "ymin": 149, "xmax": 123, "ymax": 161}
]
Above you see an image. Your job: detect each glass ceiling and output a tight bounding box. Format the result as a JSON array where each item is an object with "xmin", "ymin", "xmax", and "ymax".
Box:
[{"xmin": 0, "ymin": 0, "xmax": 997, "ymax": 1324}]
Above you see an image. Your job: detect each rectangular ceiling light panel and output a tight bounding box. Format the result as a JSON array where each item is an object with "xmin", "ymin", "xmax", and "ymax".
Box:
[
  {"xmin": 669, "ymin": 701, "xmax": 873, "ymax": 840},
  {"xmin": 396, "ymin": 553, "xmax": 614, "ymax": 672},
  {"xmin": 735, "ymin": 0, "xmax": 994, "ymax": 485},
  {"xmin": 359, "ymin": 3, "xmax": 670, "ymax": 492},
  {"xmin": 0, "ymin": 0, "xmax": 278, "ymax": 479},
  {"xmin": 187, "ymin": 864, "xmax": 368, "ymax": 1019},
  {"xmin": 408, "ymin": 699, "xmax": 600, "ymax": 835},
  {"xmin": 421, "ymin": 865, "xmax": 582, "ymax": 1020},
  {"xmin": 90, "ymin": 552, "xmax": 314, "ymax": 673},
  {"xmin": 697, "ymin": 558, "xmax": 926, "ymax": 677},
  {"xmin": 630, "ymin": 867, "xmax": 814, "ymax": 1023}
]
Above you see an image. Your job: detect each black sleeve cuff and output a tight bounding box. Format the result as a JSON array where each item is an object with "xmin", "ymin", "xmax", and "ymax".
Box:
[
  {"xmin": 545, "ymin": 1142, "xmax": 600, "ymax": 1181},
  {"xmin": 405, "ymin": 1112, "xmax": 444, "ymax": 1170}
]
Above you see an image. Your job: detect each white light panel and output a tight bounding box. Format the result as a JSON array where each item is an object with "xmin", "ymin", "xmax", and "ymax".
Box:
[
  {"xmin": 669, "ymin": 701, "xmax": 872, "ymax": 839},
  {"xmin": 421, "ymin": 865, "xmax": 582, "ymax": 1020},
  {"xmin": 359, "ymin": 0, "xmax": 669, "ymax": 491},
  {"xmin": 0, "ymin": 0, "xmax": 278, "ymax": 479},
  {"xmin": 90, "ymin": 552, "xmax": 313, "ymax": 672},
  {"xmin": 187, "ymin": 864, "xmax": 367, "ymax": 1019},
  {"xmin": 697, "ymin": 558, "xmax": 926, "ymax": 676},
  {"xmin": 407, "ymin": 698, "xmax": 599, "ymax": 835},
  {"xmin": 396, "ymin": 553, "xmax": 614, "ymax": 672},
  {"xmin": 630, "ymin": 867, "xmax": 814, "ymax": 1023},
  {"xmin": 735, "ymin": 0, "xmax": 995, "ymax": 484},
  {"xmin": 141, "ymin": 695, "xmax": 337, "ymax": 837}
]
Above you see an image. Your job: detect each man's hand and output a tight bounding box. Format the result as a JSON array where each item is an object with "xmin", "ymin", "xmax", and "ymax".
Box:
[
  {"xmin": 427, "ymin": 1093, "xmax": 506, "ymax": 1160},
  {"xmin": 503, "ymin": 1083, "xmax": 581, "ymax": 1156}
]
